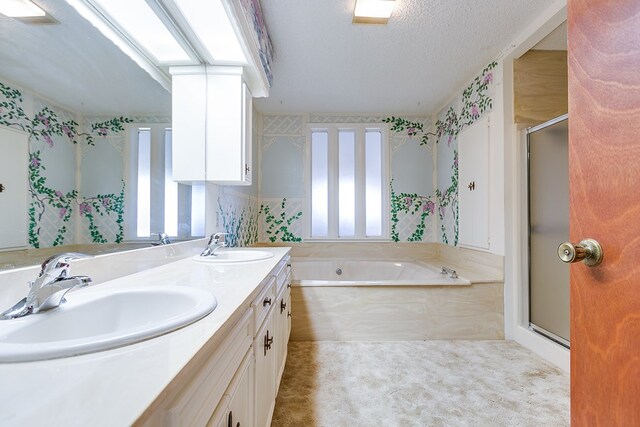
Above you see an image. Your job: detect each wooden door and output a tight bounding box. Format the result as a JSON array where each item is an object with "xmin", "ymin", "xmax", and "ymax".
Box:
[{"xmin": 568, "ymin": 0, "xmax": 640, "ymax": 424}]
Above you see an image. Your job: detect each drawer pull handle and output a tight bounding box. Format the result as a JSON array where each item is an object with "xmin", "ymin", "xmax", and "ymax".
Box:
[
  {"xmin": 263, "ymin": 297, "xmax": 272, "ymax": 307},
  {"xmin": 287, "ymin": 311, "xmax": 291, "ymax": 318},
  {"xmin": 280, "ymin": 300, "xmax": 287, "ymax": 313},
  {"xmin": 287, "ymin": 283, "xmax": 291, "ymax": 289},
  {"xmin": 287, "ymin": 263, "xmax": 291, "ymax": 268}
]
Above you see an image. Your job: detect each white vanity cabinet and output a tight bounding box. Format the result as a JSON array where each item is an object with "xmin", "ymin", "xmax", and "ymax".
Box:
[
  {"xmin": 207, "ymin": 350, "xmax": 254, "ymax": 427},
  {"xmin": 251, "ymin": 275, "xmax": 276, "ymax": 427},
  {"xmin": 170, "ymin": 66, "xmax": 252, "ymax": 185},
  {"xmin": 138, "ymin": 308, "xmax": 254, "ymax": 426},
  {"xmin": 458, "ymin": 113, "xmax": 491, "ymax": 250},
  {"xmin": 136, "ymin": 251, "xmax": 292, "ymax": 427},
  {"xmin": 274, "ymin": 261, "xmax": 292, "ymax": 390},
  {"xmin": 252, "ymin": 255, "xmax": 291, "ymax": 427}
]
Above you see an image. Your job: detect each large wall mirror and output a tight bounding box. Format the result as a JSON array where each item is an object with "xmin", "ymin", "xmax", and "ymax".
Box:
[{"xmin": 0, "ymin": 0, "xmax": 205, "ymax": 270}]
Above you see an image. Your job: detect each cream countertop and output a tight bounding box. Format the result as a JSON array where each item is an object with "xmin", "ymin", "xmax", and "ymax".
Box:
[{"xmin": 0, "ymin": 246, "xmax": 291, "ymax": 426}]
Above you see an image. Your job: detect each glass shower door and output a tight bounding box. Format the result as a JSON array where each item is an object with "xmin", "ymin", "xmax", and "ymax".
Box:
[{"xmin": 528, "ymin": 114, "xmax": 570, "ymax": 347}]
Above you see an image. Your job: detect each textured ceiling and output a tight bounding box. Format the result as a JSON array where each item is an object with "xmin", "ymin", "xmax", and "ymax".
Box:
[
  {"xmin": 0, "ymin": 0, "xmax": 170, "ymax": 116},
  {"xmin": 0, "ymin": 1, "xmax": 561, "ymax": 117},
  {"xmin": 255, "ymin": 0, "xmax": 559, "ymax": 115}
]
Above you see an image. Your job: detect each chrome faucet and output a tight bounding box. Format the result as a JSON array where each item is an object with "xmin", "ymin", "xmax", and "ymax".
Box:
[
  {"xmin": 440, "ymin": 266, "xmax": 458, "ymax": 279},
  {"xmin": 152, "ymin": 232, "xmax": 171, "ymax": 246},
  {"xmin": 201, "ymin": 233, "xmax": 228, "ymax": 257},
  {"xmin": 1, "ymin": 253, "xmax": 93, "ymax": 320}
]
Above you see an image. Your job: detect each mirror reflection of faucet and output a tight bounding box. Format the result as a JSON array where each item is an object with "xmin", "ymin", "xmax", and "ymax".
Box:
[
  {"xmin": 151, "ymin": 232, "xmax": 171, "ymax": 246},
  {"xmin": 1, "ymin": 253, "xmax": 93, "ymax": 320},
  {"xmin": 201, "ymin": 233, "xmax": 228, "ymax": 257}
]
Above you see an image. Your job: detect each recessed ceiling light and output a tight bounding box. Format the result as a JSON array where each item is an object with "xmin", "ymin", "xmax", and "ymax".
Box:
[
  {"xmin": 0, "ymin": 0, "xmax": 45, "ymax": 18},
  {"xmin": 353, "ymin": 0, "xmax": 396, "ymax": 24},
  {"xmin": 0, "ymin": 0, "xmax": 58, "ymax": 24}
]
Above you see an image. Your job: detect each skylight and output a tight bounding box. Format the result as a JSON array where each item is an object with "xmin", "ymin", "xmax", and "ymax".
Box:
[
  {"xmin": 173, "ymin": 0, "xmax": 247, "ymax": 63},
  {"xmin": 91, "ymin": 0, "xmax": 191, "ymax": 63}
]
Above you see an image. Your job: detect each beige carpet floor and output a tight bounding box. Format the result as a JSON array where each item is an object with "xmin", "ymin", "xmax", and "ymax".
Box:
[{"xmin": 272, "ymin": 341, "xmax": 569, "ymax": 427}]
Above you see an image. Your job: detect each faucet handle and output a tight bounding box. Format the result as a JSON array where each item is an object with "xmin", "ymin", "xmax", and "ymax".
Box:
[
  {"xmin": 39, "ymin": 252, "xmax": 93, "ymax": 278},
  {"xmin": 211, "ymin": 232, "xmax": 228, "ymax": 244},
  {"xmin": 153, "ymin": 232, "xmax": 171, "ymax": 245}
]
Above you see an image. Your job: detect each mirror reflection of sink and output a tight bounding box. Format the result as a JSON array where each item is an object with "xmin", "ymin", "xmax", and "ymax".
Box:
[
  {"xmin": 0, "ymin": 286, "xmax": 216, "ymax": 363},
  {"xmin": 193, "ymin": 249, "xmax": 274, "ymax": 263}
]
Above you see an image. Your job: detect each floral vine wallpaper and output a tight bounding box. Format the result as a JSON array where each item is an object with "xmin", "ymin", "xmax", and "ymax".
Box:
[
  {"xmin": 257, "ymin": 60, "xmax": 497, "ymax": 245},
  {"xmin": 239, "ymin": 0, "xmax": 274, "ymax": 86},
  {"xmin": 435, "ymin": 60, "xmax": 497, "ymax": 245},
  {"xmin": 0, "ymin": 82, "xmax": 131, "ymax": 248},
  {"xmin": 386, "ymin": 60, "xmax": 497, "ymax": 245}
]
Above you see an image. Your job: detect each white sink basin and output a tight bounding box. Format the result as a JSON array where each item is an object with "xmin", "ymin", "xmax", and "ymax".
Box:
[
  {"xmin": 193, "ymin": 249, "xmax": 273, "ymax": 263},
  {"xmin": 0, "ymin": 286, "xmax": 216, "ymax": 362}
]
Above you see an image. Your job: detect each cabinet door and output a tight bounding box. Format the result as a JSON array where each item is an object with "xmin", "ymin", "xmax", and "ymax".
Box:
[
  {"xmin": 286, "ymin": 287, "xmax": 292, "ymax": 343},
  {"xmin": 254, "ymin": 313, "xmax": 276, "ymax": 427},
  {"xmin": 205, "ymin": 70, "xmax": 252, "ymax": 185},
  {"xmin": 458, "ymin": 114, "xmax": 490, "ymax": 249},
  {"xmin": 0, "ymin": 126, "xmax": 28, "ymax": 249},
  {"xmin": 241, "ymin": 82, "xmax": 252, "ymax": 185},
  {"xmin": 227, "ymin": 353, "xmax": 254, "ymax": 427},
  {"xmin": 275, "ymin": 286, "xmax": 288, "ymax": 390}
]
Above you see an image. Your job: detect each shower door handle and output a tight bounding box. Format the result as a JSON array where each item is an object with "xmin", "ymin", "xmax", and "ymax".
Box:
[{"xmin": 557, "ymin": 238, "xmax": 603, "ymax": 267}]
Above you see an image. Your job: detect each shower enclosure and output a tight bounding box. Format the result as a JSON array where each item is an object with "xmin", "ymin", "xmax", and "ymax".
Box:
[{"xmin": 527, "ymin": 114, "xmax": 570, "ymax": 348}]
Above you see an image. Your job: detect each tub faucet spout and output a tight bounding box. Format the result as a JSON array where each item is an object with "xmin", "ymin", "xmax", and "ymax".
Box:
[
  {"xmin": 440, "ymin": 266, "xmax": 458, "ymax": 279},
  {"xmin": 1, "ymin": 252, "xmax": 93, "ymax": 320}
]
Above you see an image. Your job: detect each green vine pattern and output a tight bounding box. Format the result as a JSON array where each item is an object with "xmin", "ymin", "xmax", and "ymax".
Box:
[
  {"xmin": 390, "ymin": 181, "xmax": 435, "ymax": 242},
  {"xmin": 259, "ymin": 198, "xmax": 302, "ymax": 242},
  {"xmin": 385, "ymin": 60, "xmax": 496, "ymax": 245},
  {"xmin": 435, "ymin": 150, "xmax": 459, "ymax": 245},
  {"xmin": 1, "ymin": 82, "xmax": 132, "ymax": 147},
  {"xmin": 218, "ymin": 198, "xmax": 259, "ymax": 247},
  {"xmin": 385, "ymin": 61, "xmax": 496, "ymax": 147},
  {"xmin": 78, "ymin": 182, "xmax": 126, "ymax": 244},
  {"xmin": 1, "ymin": 82, "xmax": 130, "ymax": 247}
]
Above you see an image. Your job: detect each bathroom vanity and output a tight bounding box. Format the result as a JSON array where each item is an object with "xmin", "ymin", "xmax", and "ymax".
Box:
[{"xmin": 0, "ymin": 243, "xmax": 291, "ymax": 426}]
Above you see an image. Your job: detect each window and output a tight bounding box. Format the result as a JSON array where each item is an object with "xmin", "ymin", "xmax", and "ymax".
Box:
[
  {"xmin": 126, "ymin": 124, "xmax": 205, "ymax": 240},
  {"xmin": 307, "ymin": 124, "xmax": 389, "ymax": 239}
]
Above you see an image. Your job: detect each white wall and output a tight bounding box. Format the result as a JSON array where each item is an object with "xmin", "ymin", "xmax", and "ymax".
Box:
[{"xmin": 498, "ymin": 0, "xmax": 569, "ymax": 371}]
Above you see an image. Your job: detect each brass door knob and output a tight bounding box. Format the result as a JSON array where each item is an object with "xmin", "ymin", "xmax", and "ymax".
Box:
[{"xmin": 557, "ymin": 238, "xmax": 603, "ymax": 267}]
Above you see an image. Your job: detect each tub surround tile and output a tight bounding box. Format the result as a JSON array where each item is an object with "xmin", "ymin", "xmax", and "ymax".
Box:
[
  {"xmin": 437, "ymin": 244, "xmax": 504, "ymax": 283},
  {"xmin": 258, "ymin": 241, "xmax": 437, "ymax": 261},
  {"xmin": 256, "ymin": 242, "xmax": 503, "ymax": 283},
  {"xmin": 291, "ymin": 282, "xmax": 504, "ymax": 341}
]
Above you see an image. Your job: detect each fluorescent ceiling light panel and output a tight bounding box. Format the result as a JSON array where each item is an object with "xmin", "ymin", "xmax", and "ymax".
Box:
[
  {"xmin": 0, "ymin": 0, "xmax": 46, "ymax": 17},
  {"xmin": 353, "ymin": 0, "xmax": 396, "ymax": 24},
  {"xmin": 92, "ymin": 0, "xmax": 190, "ymax": 63},
  {"xmin": 174, "ymin": 0, "xmax": 246, "ymax": 63}
]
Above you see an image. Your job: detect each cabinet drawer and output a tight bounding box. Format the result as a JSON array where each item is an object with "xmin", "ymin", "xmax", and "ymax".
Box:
[
  {"xmin": 252, "ymin": 276, "xmax": 276, "ymax": 335},
  {"xmin": 274, "ymin": 256, "xmax": 291, "ymax": 295}
]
